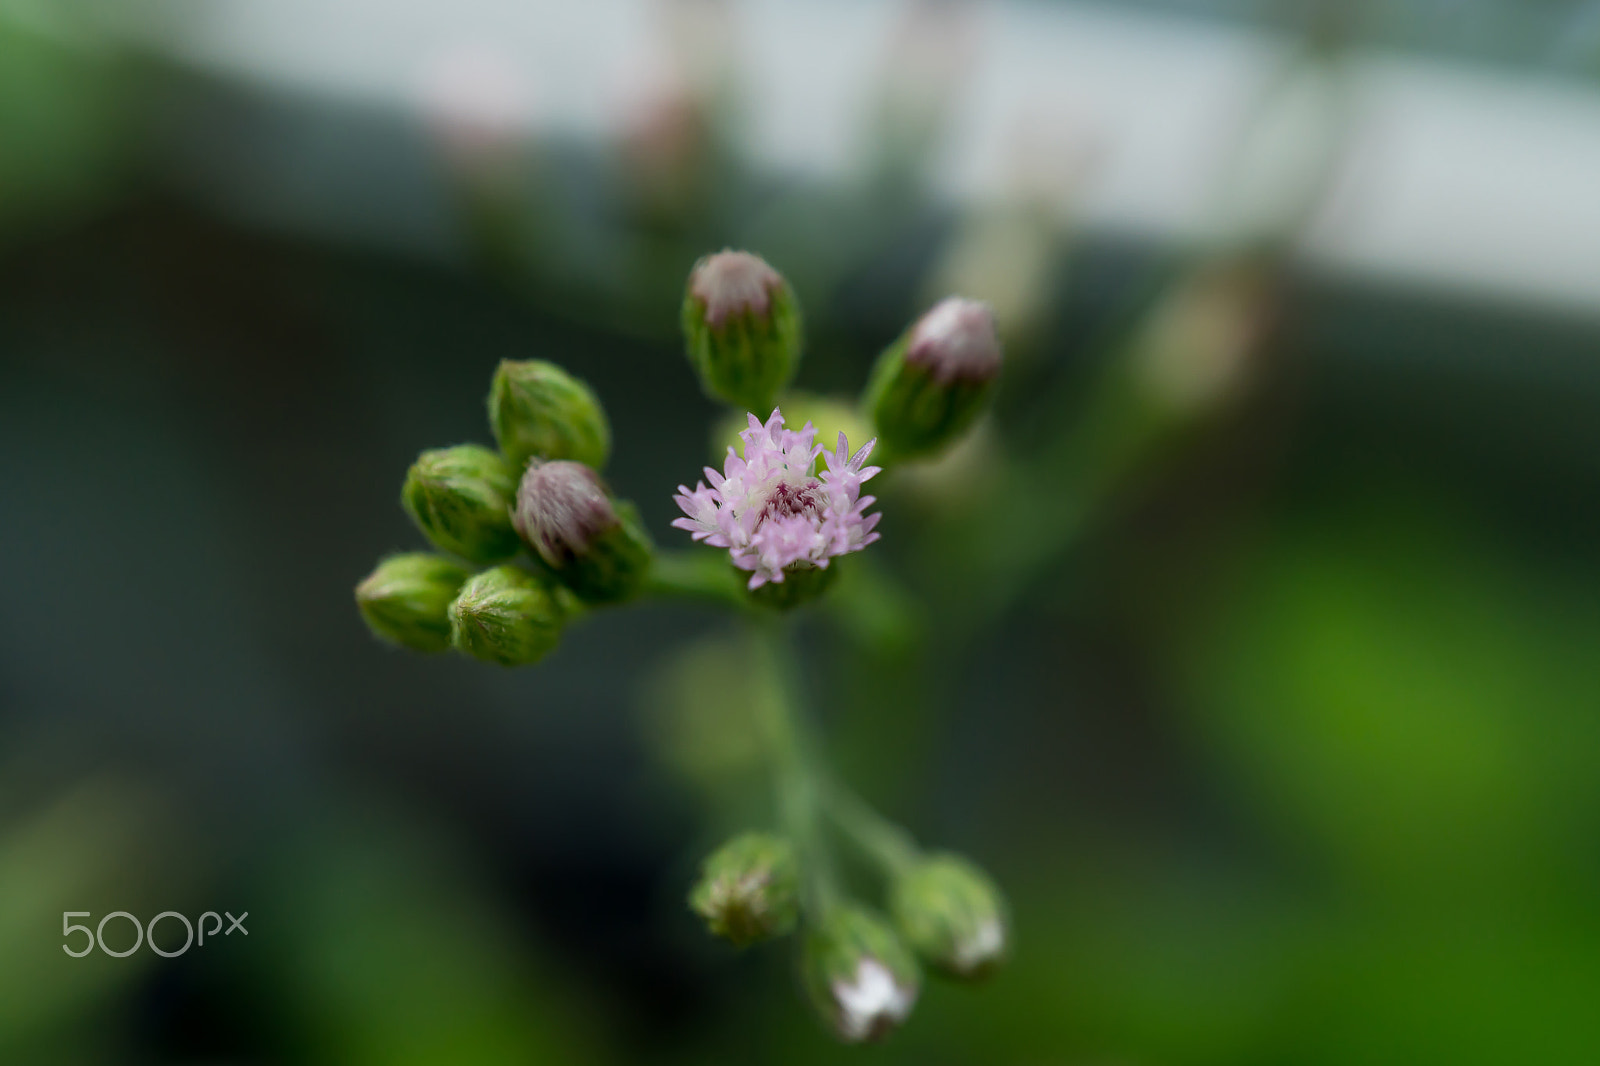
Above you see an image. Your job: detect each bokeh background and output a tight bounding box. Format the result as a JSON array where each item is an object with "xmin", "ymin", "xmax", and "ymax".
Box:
[{"xmin": 4, "ymin": 0, "xmax": 1600, "ymax": 1062}]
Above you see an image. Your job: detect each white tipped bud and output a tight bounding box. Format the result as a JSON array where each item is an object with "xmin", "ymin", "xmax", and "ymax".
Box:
[
  {"xmin": 891, "ymin": 853, "xmax": 1009, "ymax": 980},
  {"xmin": 802, "ymin": 906, "xmax": 920, "ymax": 1043}
]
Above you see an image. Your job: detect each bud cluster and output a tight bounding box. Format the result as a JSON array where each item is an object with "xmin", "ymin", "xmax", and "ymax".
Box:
[{"xmin": 356, "ymin": 353, "xmax": 649, "ymax": 666}]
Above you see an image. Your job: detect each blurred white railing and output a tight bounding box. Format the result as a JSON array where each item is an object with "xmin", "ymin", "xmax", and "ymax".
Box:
[{"xmin": 84, "ymin": 0, "xmax": 1600, "ymax": 317}]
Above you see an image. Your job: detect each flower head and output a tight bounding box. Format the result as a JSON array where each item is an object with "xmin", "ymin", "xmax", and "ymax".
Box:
[{"xmin": 673, "ymin": 409, "xmax": 881, "ymax": 590}]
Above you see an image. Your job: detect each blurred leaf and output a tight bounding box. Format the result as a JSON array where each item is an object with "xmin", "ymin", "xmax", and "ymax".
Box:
[
  {"xmin": 0, "ymin": 14, "xmax": 136, "ymax": 237},
  {"xmin": 1185, "ymin": 499, "xmax": 1600, "ymax": 895},
  {"xmin": 259, "ymin": 806, "xmax": 604, "ymax": 1066}
]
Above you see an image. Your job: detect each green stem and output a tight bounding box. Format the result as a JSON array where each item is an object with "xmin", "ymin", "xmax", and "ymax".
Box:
[
  {"xmin": 751, "ymin": 616, "xmax": 839, "ymax": 920},
  {"xmin": 824, "ymin": 780, "xmax": 920, "ymax": 878},
  {"xmin": 643, "ymin": 550, "xmax": 747, "ymax": 609}
]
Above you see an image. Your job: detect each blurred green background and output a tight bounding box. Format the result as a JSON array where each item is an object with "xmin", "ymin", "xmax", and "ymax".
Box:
[{"xmin": 3, "ymin": 1, "xmax": 1600, "ymax": 1063}]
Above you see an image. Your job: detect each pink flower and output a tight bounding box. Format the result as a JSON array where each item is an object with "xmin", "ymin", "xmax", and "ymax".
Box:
[{"xmin": 673, "ymin": 409, "xmax": 882, "ymax": 589}]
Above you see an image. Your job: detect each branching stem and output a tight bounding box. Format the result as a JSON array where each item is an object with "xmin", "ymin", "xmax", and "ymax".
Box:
[{"xmin": 751, "ymin": 616, "xmax": 839, "ymax": 920}]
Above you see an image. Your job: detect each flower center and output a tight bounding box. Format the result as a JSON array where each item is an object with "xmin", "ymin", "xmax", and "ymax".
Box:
[{"xmin": 760, "ymin": 478, "xmax": 821, "ymax": 522}]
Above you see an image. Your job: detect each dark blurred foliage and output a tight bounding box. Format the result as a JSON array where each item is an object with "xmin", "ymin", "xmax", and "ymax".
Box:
[{"xmin": 3, "ymin": 4, "xmax": 1600, "ymax": 1064}]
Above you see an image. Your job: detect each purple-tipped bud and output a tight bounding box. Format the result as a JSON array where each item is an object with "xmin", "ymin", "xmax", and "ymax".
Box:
[
  {"xmin": 513, "ymin": 460, "xmax": 652, "ymax": 603},
  {"xmin": 682, "ymin": 250, "xmax": 802, "ymax": 412},
  {"xmin": 864, "ymin": 297, "xmax": 1002, "ymax": 464},
  {"xmin": 904, "ymin": 298, "xmax": 1002, "ymax": 385},
  {"xmin": 513, "ymin": 460, "xmax": 613, "ymax": 564},
  {"xmin": 690, "ymin": 251, "xmax": 782, "ymax": 328}
]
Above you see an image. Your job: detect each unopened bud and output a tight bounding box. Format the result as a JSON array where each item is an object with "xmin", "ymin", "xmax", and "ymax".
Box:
[
  {"xmin": 512, "ymin": 460, "xmax": 653, "ymax": 603},
  {"xmin": 864, "ymin": 297, "xmax": 1001, "ymax": 463},
  {"xmin": 892, "ymin": 854, "xmax": 1008, "ymax": 980},
  {"xmin": 802, "ymin": 906, "xmax": 920, "ymax": 1043},
  {"xmin": 682, "ymin": 250, "xmax": 802, "ymax": 412},
  {"xmin": 488, "ymin": 359, "xmax": 611, "ymax": 473},
  {"xmin": 401, "ymin": 444, "xmax": 521, "ymax": 564},
  {"xmin": 355, "ymin": 553, "xmax": 469, "ymax": 653},
  {"xmin": 689, "ymin": 832, "xmax": 800, "ymax": 946},
  {"xmin": 448, "ymin": 564, "xmax": 565, "ymax": 666}
]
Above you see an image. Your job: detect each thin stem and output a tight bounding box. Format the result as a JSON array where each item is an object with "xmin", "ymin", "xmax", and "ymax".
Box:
[
  {"xmin": 750, "ymin": 615, "xmax": 839, "ymax": 920},
  {"xmin": 824, "ymin": 780, "xmax": 920, "ymax": 879}
]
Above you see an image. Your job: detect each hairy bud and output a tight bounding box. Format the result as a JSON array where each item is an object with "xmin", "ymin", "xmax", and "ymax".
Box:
[
  {"xmin": 355, "ymin": 553, "xmax": 469, "ymax": 653},
  {"xmin": 802, "ymin": 906, "xmax": 920, "ymax": 1043},
  {"xmin": 488, "ymin": 359, "xmax": 611, "ymax": 472},
  {"xmin": 401, "ymin": 444, "xmax": 521, "ymax": 564},
  {"xmin": 864, "ymin": 297, "xmax": 1001, "ymax": 463},
  {"xmin": 682, "ymin": 250, "xmax": 802, "ymax": 412},
  {"xmin": 512, "ymin": 460, "xmax": 652, "ymax": 603},
  {"xmin": 447, "ymin": 565, "xmax": 565, "ymax": 666},
  {"xmin": 892, "ymin": 854, "xmax": 1008, "ymax": 980},
  {"xmin": 689, "ymin": 832, "xmax": 800, "ymax": 947}
]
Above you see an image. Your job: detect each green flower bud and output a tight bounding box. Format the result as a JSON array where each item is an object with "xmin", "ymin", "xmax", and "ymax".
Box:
[
  {"xmin": 682, "ymin": 250, "xmax": 802, "ymax": 412},
  {"xmin": 355, "ymin": 553, "xmax": 470, "ymax": 653},
  {"xmin": 891, "ymin": 853, "xmax": 1008, "ymax": 980},
  {"xmin": 488, "ymin": 359, "xmax": 611, "ymax": 472},
  {"xmin": 400, "ymin": 444, "xmax": 521, "ymax": 564},
  {"xmin": 864, "ymin": 297, "xmax": 1001, "ymax": 464},
  {"xmin": 802, "ymin": 906, "xmax": 920, "ymax": 1043},
  {"xmin": 688, "ymin": 832, "xmax": 800, "ymax": 947},
  {"xmin": 745, "ymin": 560, "xmax": 838, "ymax": 611},
  {"xmin": 448, "ymin": 565, "xmax": 565, "ymax": 666},
  {"xmin": 512, "ymin": 460, "xmax": 653, "ymax": 604}
]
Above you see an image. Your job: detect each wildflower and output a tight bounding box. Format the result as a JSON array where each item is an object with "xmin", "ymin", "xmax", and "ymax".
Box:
[{"xmin": 672, "ymin": 409, "xmax": 880, "ymax": 594}]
